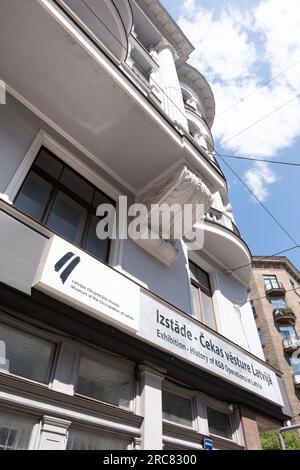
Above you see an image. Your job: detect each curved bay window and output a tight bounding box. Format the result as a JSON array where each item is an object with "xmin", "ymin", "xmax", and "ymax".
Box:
[
  {"xmin": 189, "ymin": 261, "xmax": 217, "ymax": 330},
  {"xmin": 14, "ymin": 147, "xmax": 115, "ymax": 263}
]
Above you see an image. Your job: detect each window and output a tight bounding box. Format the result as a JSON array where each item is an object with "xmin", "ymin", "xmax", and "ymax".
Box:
[
  {"xmin": 14, "ymin": 147, "xmax": 114, "ymax": 262},
  {"xmin": 207, "ymin": 407, "xmax": 233, "ymax": 440},
  {"xmin": 66, "ymin": 428, "xmax": 131, "ymax": 450},
  {"xmin": 189, "ymin": 261, "xmax": 216, "ymax": 330},
  {"xmin": 162, "ymin": 390, "xmax": 193, "ymax": 428},
  {"xmin": 75, "ymin": 352, "xmax": 133, "ymax": 409},
  {"xmin": 0, "ymin": 412, "xmax": 35, "ymax": 450},
  {"xmin": 270, "ymin": 297, "xmax": 287, "ymax": 309},
  {"xmin": 278, "ymin": 324, "xmax": 298, "ymax": 341},
  {"xmin": 263, "ymin": 275, "xmax": 279, "ymax": 290},
  {"xmin": 258, "ymin": 330, "xmax": 265, "ymax": 347},
  {"xmin": 250, "ymin": 301, "xmax": 257, "ymax": 318},
  {"xmin": 0, "ymin": 322, "xmax": 55, "ymax": 383},
  {"xmin": 290, "ymin": 357, "xmax": 300, "ymax": 375}
]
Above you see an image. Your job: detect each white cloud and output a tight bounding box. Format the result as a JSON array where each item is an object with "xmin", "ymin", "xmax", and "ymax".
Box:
[
  {"xmin": 244, "ymin": 162, "xmax": 279, "ymax": 201},
  {"xmin": 178, "ymin": 0, "xmax": 300, "ymax": 201}
]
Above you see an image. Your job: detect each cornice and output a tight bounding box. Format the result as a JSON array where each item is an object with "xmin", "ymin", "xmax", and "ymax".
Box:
[
  {"xmin": 178, "ymin": 62, "xmax": 215, "ymax": 129},
  {"xmin": 252, "ymin": 256, "xmax": 300, "ymax": 284},
  {"xmin": 134, "ymin": 0, "xmax": 194, "ymax": 62}
]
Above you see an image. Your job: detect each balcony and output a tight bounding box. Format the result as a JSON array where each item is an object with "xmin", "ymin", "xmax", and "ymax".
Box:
[
  {"xmin": 204, "ymin": 208, "xmax": 240, "ymax": 237},
  {"xmin": 293, "ymin": 374, "xmax": 300, "ymax": 390},
  {"xmin": 0, "ymin": 0, "xmax": 226, "ymax": 196},
  {"xmin": 265, "ymin": 282, "xmax": 286, "ymax": 297},
  {"xmin": 273, "ymin": 308, "xmax": 296, "ymax": 324},
  {"xmin": 282, "ymin": 338, "xmax": 300, "ymax": 353}
]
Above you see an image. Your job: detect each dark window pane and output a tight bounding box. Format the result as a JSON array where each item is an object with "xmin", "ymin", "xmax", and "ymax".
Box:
[
  {"xmin": 93, "ymin": 190, "xmax": 113, "ymax": 208},
  {"xmin": 47, "ymin": 191, "xmax": 87, "ymax": 244},
  {"xmin": 207, "ymin": 407, "xmax": 232, "ymax": 439},
  {"xmin": 0, "ymin": 323, "xmax": 54, "ymax": 383},
  {"xmin": 189, "ymin": 261, "xmax": 211, "ymax": 292},
  {"xmin": 15, "ymin": 172, "xmax": 52, "ymax": 220},
  {"xmin": 35, "ymin": 148, "xmax": 63, "ymax": 179},
  {"xmin": 162, "ymin": 390, "xmax": 193, "ymax": 427},
  {"xmin": 84, "ymin": 214, "xmax": 109, "ymax": 261},
  {"xmin": 60, "ymin": 167, "xmax": 94, "ymax": 203}
]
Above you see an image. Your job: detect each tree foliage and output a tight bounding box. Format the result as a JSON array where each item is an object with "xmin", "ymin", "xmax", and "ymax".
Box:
[{"xmin": 260, "ymin": 430, "xmax": 300, "ymax": 450}]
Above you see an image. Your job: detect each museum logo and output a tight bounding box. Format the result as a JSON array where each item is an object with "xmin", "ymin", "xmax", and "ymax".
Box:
[{"xmin": 54, "ymin": 252, "xmax": 81, "ymax": 284}]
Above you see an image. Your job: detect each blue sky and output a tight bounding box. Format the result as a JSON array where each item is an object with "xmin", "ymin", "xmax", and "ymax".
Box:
[{"xmin": 162, "ymin": 0, "xmax": 300, "ymax": 270}]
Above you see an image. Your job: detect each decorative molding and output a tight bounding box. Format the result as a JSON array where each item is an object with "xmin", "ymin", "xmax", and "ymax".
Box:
[
  {"xmin": 177, "ymin": 63, "xmax": 215, "ymax": 129},
  {"xmin": 133, "ymin": 164, "xmax": 212, "ymax": 265},
  {"xmin": 135, "ymin": 0, "xmax": 194, "ymax": 62}
]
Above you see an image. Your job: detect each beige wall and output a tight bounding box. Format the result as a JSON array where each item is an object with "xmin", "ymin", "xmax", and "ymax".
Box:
[{"xmin": 250, "ymin": 262, "xmax": 300, "ymax": 426}]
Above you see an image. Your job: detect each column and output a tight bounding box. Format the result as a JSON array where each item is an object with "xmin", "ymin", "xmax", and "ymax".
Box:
[
  {"xmin": 138, "ymin": 363, "xmax": 166, "ymax": 450},
  {"xmin": 38, "ymin": 416, "xmax": 71, "ymax": 450},
  {"xmin": 240, "ymin": 406, "xmax": 262, "ymax": 450},
  {"xmin": 156, "ymin": 40, "xmax": 188, "ymax": 131}
]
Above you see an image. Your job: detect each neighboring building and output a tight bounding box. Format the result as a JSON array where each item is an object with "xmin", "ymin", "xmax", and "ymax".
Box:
[
  {"xmin": 0, "ymin": 0, "xmax": 290, "ymax": 450},
  {"xmin": 251, "ymin": 256, "xmax": 300, "ymax": 428}
]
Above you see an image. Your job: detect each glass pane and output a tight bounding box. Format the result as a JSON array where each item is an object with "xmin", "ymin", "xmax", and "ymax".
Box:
[
  {"xmin": 263, "ymin": 275, "xmax": 279, "ymax": 289},
  {"xmin": 0, "ymin": 412, "xmax": 35, "ymax": 450},
  {"xmin": 84, "ymin": 214, "xmax": 110, "ymax": 261},
  {"xmin": 189, "ymin": 262, "xmax": 211, "ymax": 291},
  {"xmin": 290, "ymin": 358, "xmax": 300, "ymax": 375},
  {"xmin": 93, "ymin": 190, "xmax": 114, "ymax": 208},
  {"xmin": 278, "ymin": 325, "xmax": 297, "ymax": 340},
  {"xmin": 14, "ymin": 172, "xmax": 52, "ymax": 220},
  {"xmin": 0, "ymin": 323, "xmax": 54, "ymax": 383},
  {"xmin": 207, "ymin": 407, "xmax": 232, "ymax": 439},
  {"xmin": 67, "ymin": 428, "xmax": 130, "ymax": 450},
  {"xmin": 162, "ymin": 390, "xmax": 193, "ymax": 427},
  {"xmin": 270, "ymin": 297, "xmax": 287, "ymax": 309},
  {"xmin": 201, "ymin": 292, "xmax": 217, "ymax": 330},
  {"xmin": 76, "ymin": 355, "xmax": 132, "ymax": 408},
  {"xmin": 47, "ymin": 191, "xmax": 87, "ymax": 244},
  {"xmin": 60, "ymin": 167, "xmax": 94, "ymax": 203},
  {"xmin": 191, "ymin": 284, "xmax": 201, "ymax": 321},
  {"xmin": 35, "ymin": 148, "xmax": 63, "ymax": 179}
]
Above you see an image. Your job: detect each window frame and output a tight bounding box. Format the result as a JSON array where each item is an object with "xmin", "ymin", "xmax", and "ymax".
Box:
[
  {"xmin": 161, "ymin": 381, "xmax": 198, "ymax": 431},
  {"xmin": 13, "ymin": 145, "xmax": 115, "ymax": 263},
  {"xmin": 0, "ymin": 314, "xmax": 59, "ymax": 386},
  {"xmin": 263, "ymin": 274, "xmax": 279, "ymax": 290},
  {"xmin": 0, "ymin": 409, "xmax": 39, "ymax": 451},
  {"xmin": 204, "ymin": 396, "xmax": 241, "ymax": 445},
  {"xmin": 66, "ymin": 423, "xmax": 134, "ymax": 450},
  {"xmin": 74, "ymin": 345, "xmax": 136, "ymax": 412},
  {"xmin": 189, "ymin": 260, "xmax": 217, "ymax": 329}
]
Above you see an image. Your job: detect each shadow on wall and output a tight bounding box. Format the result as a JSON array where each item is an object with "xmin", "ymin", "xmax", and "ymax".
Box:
[{"xmin": 121, "ymin": 239, "xmax": 192, "ymax": 314}]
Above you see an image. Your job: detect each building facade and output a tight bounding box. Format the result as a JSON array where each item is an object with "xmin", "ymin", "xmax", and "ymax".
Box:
[
  {"xmin": 0, "ymin": 0, "xmax": 290, "ymax": 450},
  {"xmin": 251, "ymin": 257, "xmax": 300, "ymax": 428}
]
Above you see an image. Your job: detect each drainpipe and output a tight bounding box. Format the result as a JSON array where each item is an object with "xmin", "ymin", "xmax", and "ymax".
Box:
[{"xmin": 277, "ymin": 424, "xmax": 300, "ymax": 450}]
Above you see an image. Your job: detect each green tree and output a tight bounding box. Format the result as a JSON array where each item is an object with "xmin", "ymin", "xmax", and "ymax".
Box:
[{"xmin": 261, "ymin": 430, "xmax": 300, "ymax": 450}]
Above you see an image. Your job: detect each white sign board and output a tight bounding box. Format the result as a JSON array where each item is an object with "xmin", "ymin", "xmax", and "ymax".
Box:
[
  {"xmin": 138, "ymin": 293, "xmax": 284, "ymax": 406},
  {"xmin": 34, "ymin": 236, "xmax": 140, "ymax": 333}
]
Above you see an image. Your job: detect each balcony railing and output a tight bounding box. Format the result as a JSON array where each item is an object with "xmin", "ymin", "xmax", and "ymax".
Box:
[
  {"xmin": 273, "ymin": 307, "xmax": 296, "ymax": 324},
  {"xmin": 204, "ymin": 208, "xmax": 241, "ymax": 237},
  {"xmin": 293, "ymin": 373, "xmax": 300, "ymax": 390},
  {"xmin": 282, "ymin": 338, "xmax": 300, "ymax": 353},
  {"xmin": 265, "ymin": 281, "xmax": 286, "ymax": 297}
]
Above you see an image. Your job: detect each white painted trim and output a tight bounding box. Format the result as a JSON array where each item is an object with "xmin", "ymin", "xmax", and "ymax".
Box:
[
  {"xmin": 0, "ymin": 391, "xmax": 141, "ymax": 438},
  {"xmin": 3, "ymin": 130, "xmax": 44, "ymax": 203},
  {"xmin": 2, "ymin": 126, "xmax": 123, "ymax": 202},
  {"xmin": 6, "ymin": 84, "xmax": 136, "ymax": 195}
]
